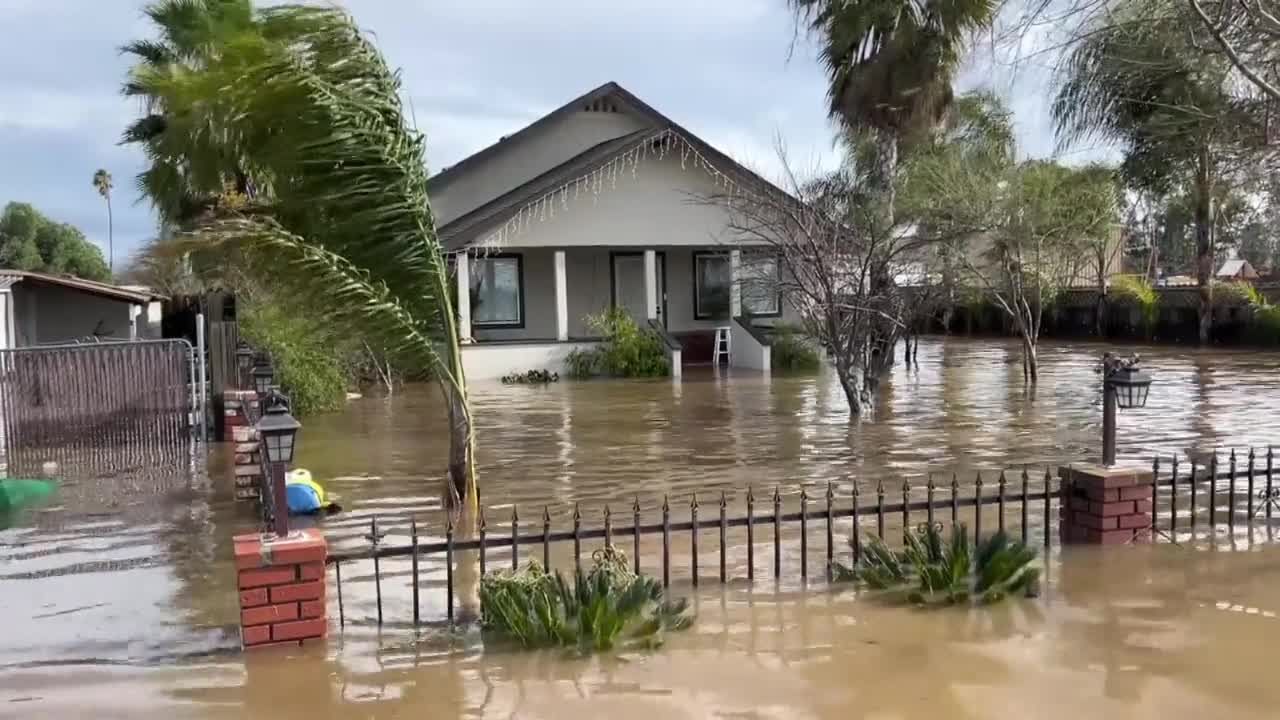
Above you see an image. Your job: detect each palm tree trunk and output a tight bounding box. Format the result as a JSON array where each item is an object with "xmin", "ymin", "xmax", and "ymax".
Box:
[
  {"xmin": 1194, "ymin": 147, "xmax": 1214, "ymax": 345},
  {"xmin": 106, "ymin": 195, "xmax": 114, "ymax": 276}
]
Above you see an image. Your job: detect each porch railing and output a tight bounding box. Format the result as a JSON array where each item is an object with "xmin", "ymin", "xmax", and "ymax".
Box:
[{"xmin": 323, "ymin": 446, "xmax": 1277, "ymax": 629}]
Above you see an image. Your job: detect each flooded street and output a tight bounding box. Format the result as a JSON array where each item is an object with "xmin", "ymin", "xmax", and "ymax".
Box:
[{"xmin": 3, "ymin": 336, "xmax": 1280, "ymax": 718}]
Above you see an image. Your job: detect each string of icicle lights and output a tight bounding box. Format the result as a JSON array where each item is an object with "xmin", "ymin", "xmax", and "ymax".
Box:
[{"xmin": 474, "ymin": 127, "xmax": 749, "ymax": 250}]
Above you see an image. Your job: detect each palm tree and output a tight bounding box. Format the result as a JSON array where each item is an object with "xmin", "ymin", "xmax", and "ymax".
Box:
[
  {"xmin": 91, "ymin": 169, "xmax": 114, "ymax": 275},
  {"xmin": 790, "ymin": 0, "xmax": 999, "ymax": 197},
  {"xmin": 125, "ymin": 5, "xmax": 481, "ymax": 607},
  {"xmin": 1052, "ymin": 0, "xmax": 1259, "ymax": 344},
  {"xmin": 121, "ymin": 0, "xmax": 257, "ymax": 228},
  {"xmin": 789, "ymin": 0, "xmax": 998, "ymax": 388}
]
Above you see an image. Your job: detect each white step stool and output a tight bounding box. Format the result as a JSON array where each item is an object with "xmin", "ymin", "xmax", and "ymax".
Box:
[{"xmin": 712, "ymin": 326, "xmax": 731, "ymax": 366}]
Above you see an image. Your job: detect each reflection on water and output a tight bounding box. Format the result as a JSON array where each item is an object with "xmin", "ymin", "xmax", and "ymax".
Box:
[
  {"xmin": 8, "ymin": 547, "xmax": 1280, "ymax": 719},
  {"xmin": 2, "ymin": 337, "xmax": 1280, "ymax": 718}
]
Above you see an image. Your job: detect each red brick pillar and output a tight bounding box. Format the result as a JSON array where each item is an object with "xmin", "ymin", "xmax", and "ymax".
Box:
[
  {"xmin": 234, "ymin": 529, "xmax": 328, "ymax": 649},
  {"xmin": 1058, "ymin": 464, "xmax": 1153, "ymax": 544}
]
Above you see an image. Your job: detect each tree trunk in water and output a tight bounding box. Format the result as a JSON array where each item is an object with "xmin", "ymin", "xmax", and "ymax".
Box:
[
  {"xmin": 834, "ymin": 355, "xmax": 863, "ymax": 417},
  {"xmin": 1022, "ymin": 336, "xmax": 1039, "ymax": 384},
  {"xmin": 1095, "ymin": 291, "xmax": 1106, "ymax": 338},
  {"xmin": 1194, "ymin": 148, "xmax": 1214, "ymax": 346},
  {"xmin": 444, "ymin": 380, "xmax": 479, "ymax": 618}
]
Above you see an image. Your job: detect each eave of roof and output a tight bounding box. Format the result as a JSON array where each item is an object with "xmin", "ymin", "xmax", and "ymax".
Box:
[{"xmin": 0, "ymin": 270, "xmax": 165, "ymax": 303}]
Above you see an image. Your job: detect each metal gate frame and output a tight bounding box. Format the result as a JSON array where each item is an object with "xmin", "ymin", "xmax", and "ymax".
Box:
[{"xmin": 0, "ymin": 338, "xmax": 207, "ymax": 475}]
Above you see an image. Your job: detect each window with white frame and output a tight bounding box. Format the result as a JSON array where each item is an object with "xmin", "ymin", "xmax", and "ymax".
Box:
[
  {"xmin": 694, "ymin": 252, "xmax": 731, "ymax": 319},
  {"xmin": 470, "ymin": 254, "xmax": 523, "ymax": 327},
  {"xmin": 741, "ymin": 254, "xmax": 781, "ymax": 316}
]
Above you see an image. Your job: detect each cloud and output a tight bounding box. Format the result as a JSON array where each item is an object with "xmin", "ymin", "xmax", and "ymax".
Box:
[{"xmin": 0, "ymin": 0, "xmax": 1071, "ymax": 264}]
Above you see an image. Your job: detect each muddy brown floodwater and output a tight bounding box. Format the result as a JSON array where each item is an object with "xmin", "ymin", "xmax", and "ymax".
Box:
[{"xmin": 3, "ymin": 337, "xmax": 1280, "ymax": 719}]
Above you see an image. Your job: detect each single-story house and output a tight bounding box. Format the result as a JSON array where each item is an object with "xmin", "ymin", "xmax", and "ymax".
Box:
[
  {"xmin": 430, "ymin": 82, "xmax": 801, "ymax": 380},
  {"xmin": 0, "ymin": 270, "xmax": 164, "ymax": 349}
]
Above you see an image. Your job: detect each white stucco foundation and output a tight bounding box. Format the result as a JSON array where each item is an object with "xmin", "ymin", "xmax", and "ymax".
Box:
[
  {"xmin": 730, "ymin": 318, "xmax": 771, "ymax": 372},
  {"xmin": 462, "ymin": 341, "xmax": 601, "ymax": 381}
]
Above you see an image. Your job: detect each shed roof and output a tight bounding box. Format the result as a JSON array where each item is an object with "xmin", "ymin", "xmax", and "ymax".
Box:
[{"xmin": 0, "ymin": 270, "xmax": 165, "ymax": 303}]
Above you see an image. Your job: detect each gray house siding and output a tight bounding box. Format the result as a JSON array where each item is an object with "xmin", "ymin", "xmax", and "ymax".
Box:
[{"xmin": 431, "ymin": 109, "xmax": 651, "ymax": 227}]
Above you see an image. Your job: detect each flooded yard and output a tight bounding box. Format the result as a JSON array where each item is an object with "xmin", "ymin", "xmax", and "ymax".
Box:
[{"xmin": 3, "ymin": 336, "xmax": 1280, "ymax": 718}]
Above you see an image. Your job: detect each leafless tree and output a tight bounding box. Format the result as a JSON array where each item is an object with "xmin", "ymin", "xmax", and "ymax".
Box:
[{"xmin": 703, "ymin": 159, "xmax": 937, "ymax": 417}]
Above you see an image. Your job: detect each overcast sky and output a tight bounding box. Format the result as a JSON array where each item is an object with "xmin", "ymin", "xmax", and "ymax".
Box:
[{"xmin": 0, "ymin": 0, "xmax": 1105, "ymax": 267}]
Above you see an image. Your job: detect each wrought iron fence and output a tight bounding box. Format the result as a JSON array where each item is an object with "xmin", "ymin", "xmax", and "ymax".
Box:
[
  {"xmin": 322, "ymin": 446, "xmax": 1277, "ymax": 630},
  {"xmin": 1149, "ymin": 448, "xmax": 1279, "ymax": 537}
]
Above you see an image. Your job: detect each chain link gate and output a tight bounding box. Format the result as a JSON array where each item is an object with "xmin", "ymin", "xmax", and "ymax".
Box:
[{"xmin": 0, "ymin": 339, "xmax": 202, "ymax": 476}]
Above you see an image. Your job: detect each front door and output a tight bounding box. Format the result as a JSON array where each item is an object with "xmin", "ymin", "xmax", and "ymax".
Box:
[{"xmin": 612, "ymin": 252, "xmax": 665, "ymax": 327}]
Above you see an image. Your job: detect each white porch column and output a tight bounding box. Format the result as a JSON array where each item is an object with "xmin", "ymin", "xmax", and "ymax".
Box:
[
  {"xmin": 643, "ymin": 249, "xmax": 657, "ymax": 321},
  {"xmin": 729, "ymin": 249, "xmax": 742, "ymax": 318},
  {"xmin": 554, "ymin": 250, "xmax": 568, "ymax": 341},
  {"xmin": 455, "ymin": 252, "xmax": 472, "ymax": 342}
]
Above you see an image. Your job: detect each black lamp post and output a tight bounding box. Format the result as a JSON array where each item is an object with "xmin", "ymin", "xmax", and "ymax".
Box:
[
  {"xmin": 234, "ymin": 341, "xmax": 254, "ymax": 390},
  {"xmin": 251, "ymin": 361, "xmax": 275, "ymax": 398},
  {"xmin": 1101, "ymin": 353, "xmax": 1153, "ymax": 466},
  {"xmin": 257, "ymin": 392, "xmax": 300, "ymax": 538}
]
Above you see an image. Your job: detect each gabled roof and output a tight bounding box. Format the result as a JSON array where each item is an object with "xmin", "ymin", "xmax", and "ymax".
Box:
[
  {"xmin": 1216, "ymin": 258, "xmax": 1258, "ymax": 278},
  {"xmin": 440, "ymin": 129, "xmax": 653, "ymax": 250},
  {"xmin": 427, "ymin": 82, "xmax": 650, "ymax": 192},
  {"xmin": 435, "ymin": 81, "xmax": 790, "ymax": 249},
  {"xmin": 0, "ymin": 270, "xmax": 164, "ymax": 303}
]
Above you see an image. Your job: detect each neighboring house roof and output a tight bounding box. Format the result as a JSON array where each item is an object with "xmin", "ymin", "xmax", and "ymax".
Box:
[
  {"xmin": 1216, "ymin": 259, "xmax": 1258, "ymax": 279},
  {"xmin": 0, "ymin": 270, "xmax": 165, "ymax": 303},
  {"xmin": 434, "ymin": 81, "xmax": 791, "ymax": 250}
]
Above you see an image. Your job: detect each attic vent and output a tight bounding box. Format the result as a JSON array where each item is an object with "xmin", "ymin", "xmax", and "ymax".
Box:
[{"xmin": 584, "ymin": 99, "xmax": 619, "ymax": 113}]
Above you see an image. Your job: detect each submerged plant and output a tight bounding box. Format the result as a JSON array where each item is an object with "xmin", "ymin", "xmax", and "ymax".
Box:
[
  {"xmin": 501, "ymin": 369, "xmax": 559, "ymax": 385},
  {"xmin": 564, "ymin": 308, "xmax": 670, "ymax": 379},
  {"xmin": 770, "ymin": 325, "xmax": 821, "ymax": 373},
  {"xmin": 480, "ymin": 547, "xmax": 692, "ymax": 652},
  {"xmin": 832, "ymin": 524, "xmax": 1040, "ymax": 606}
]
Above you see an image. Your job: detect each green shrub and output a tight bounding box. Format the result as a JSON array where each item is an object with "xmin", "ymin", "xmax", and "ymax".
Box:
[
  {"xmin": 1247, "ymin": 304, "xmax": 1280, "ymax": 346},
  {"xmin": 1109, "ymin": 274, "xmax": 1159, "ymax": 331},
  {"xmin": 479, "ymin": 547, "xmax": 692, "ymax": 652},
  {"xmin": 1212, "ymin": 280, "xmax": 1263, "ymax": 307},
  {"xmin": 770, "ymin": 326, "xmax": 820, "ymax": 373},
  {"xmin": 239, "ymin": 300, "xmax": 346, "ymax": 416},
  {"xmin": 832, "ymin": 524, "xmax": 1040, "ymax": 606},
  {"xmin": 566, "ymin": 308, "xmax": 670, "ymax": 378}
]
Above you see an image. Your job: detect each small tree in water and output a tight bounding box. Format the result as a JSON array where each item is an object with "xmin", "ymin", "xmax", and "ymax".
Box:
[
  {"xmin": 710, "ymin": 156, "xmax": 933, "ymax": 417},
  {"xmin": 907, "ymin": 96, "xmax": 1119, "ymax": 382}
]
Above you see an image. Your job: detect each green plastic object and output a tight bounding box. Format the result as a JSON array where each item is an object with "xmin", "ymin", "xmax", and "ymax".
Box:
[{"xmin": 0, "ymin": 478, "xmax": 57, "ymax": 513}]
